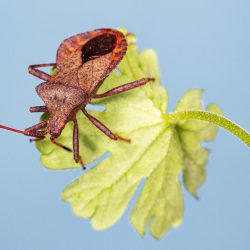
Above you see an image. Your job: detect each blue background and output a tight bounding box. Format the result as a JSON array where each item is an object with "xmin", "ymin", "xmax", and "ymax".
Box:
[{"xmin": 0, "ymin": 0, "xmax": 249, "ymax": 249}]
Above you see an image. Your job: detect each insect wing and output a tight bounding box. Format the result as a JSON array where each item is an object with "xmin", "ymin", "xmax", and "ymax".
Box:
[{"xmin": 56, "ymin": 29, "xmax": 127, "ymax": 92}]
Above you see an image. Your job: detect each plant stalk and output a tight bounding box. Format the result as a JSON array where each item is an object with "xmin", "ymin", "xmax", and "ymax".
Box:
[{"xmin": 165, "ymin": 110, "xmax": 250, "ymax": 147}]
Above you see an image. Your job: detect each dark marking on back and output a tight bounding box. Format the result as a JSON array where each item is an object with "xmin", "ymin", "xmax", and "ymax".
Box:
[{"xmin": 82, "ymin": 34, "xmax": 116, "ymax": 63}]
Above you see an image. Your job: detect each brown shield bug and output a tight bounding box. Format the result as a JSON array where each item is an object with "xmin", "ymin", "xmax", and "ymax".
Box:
[{"xmin": 0, "ymin": 28, "xmax": 154, "ymax": 167}]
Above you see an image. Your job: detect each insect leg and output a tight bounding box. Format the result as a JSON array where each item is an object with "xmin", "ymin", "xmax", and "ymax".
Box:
[
  {"xmin": 93, "ymin": 78, "xmax": 154, "ymax": 98},
  {"xmin": 26, "ymin": 124, "xmax": 47, "ymax": 143},
  {"xmin": 29, "ymin": 106, "xmax": 48, "ymax": 113},
  {"xmin": 30, "ymin": 136, "xmax": 45, "ymax": 142},
  {"xmin": 28, "ymin": 63, "xmax": 56, "ymax": 81},
  {"xmin": 25, "ymin": 121, "xmax": 47, "ymax": 132},
  {"xmin": 25, "ymin": 121, "xmax": 47, "ymax": 143},
  {"xmin": 82, "ymin": 109, "xmax": 130, "ymax": 143},
  {"xmin": 73, "ymin": 119, "xmax": 85, "ymax": 169}
]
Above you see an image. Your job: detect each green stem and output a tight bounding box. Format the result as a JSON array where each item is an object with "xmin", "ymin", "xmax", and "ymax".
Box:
[{"xmin": 165, "ymin": 110, "xmax": 250, "ymax": 147}]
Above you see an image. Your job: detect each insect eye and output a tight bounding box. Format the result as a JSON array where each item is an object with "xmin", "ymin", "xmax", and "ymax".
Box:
[{"xmin": 82, "ymin": 34, "xmax": 116, "ymax": 63}]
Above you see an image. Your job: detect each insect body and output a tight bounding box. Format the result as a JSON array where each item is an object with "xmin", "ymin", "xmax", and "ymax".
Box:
[{"xmin": 0, "ymin": 28, "xmax": 154, "ymax": 167}]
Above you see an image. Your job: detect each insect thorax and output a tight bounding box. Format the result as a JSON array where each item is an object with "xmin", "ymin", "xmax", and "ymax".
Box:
[{"xmin": 36, "ymin": 82, "xmax": 85, "ymax": 137}]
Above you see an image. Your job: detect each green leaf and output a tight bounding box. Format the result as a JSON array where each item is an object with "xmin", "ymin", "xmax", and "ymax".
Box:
[
  {"xmin": 174, "ymin": 90, "xmax": 222, "ymax": 198},
  {"xmin": 130, "ymin": 128, "xmax": 184, "ymax": 239},
  {"xmin": 36, "ymin": 30, "xmax": 223, "ymax": 238}
]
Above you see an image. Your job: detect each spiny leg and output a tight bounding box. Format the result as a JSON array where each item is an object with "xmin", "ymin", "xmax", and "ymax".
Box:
[
  {"xmin": 93, "ymin": 78, "xmax": 154, "ymax": 98},
  {"xmin": 82, "ymin": 109, "xmax": 130, "ymax": 142},
  {"xmin": 28, "ymin": 63, "xmax": 56, "ymax": 81},
  {"xmin": 73, "ymin": 119, "xmax": 85, "ymax": 168},
  {"xmin": 30, "ymin": 106, "xmax": 48, "ymax": 113}
]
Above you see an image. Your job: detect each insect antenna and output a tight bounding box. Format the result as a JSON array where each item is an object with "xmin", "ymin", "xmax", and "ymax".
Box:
[
  {"xmin": 0, "ymin": 124, "xmax": 31, "ymax": 135},
  {"xmin": 0, "ymin": 124, "xmax": 47, "ymax": 137}
]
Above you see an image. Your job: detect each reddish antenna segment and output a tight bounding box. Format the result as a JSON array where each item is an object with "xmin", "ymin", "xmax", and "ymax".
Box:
[{"xmin": 0, "ymin": 125, "xmax": 29, "ymax": 135}]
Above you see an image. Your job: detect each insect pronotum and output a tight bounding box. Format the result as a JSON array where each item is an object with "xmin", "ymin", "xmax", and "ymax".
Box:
[{"xmin": 0, "ymin": 28, "xmax": 154, "ymax": 168}]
